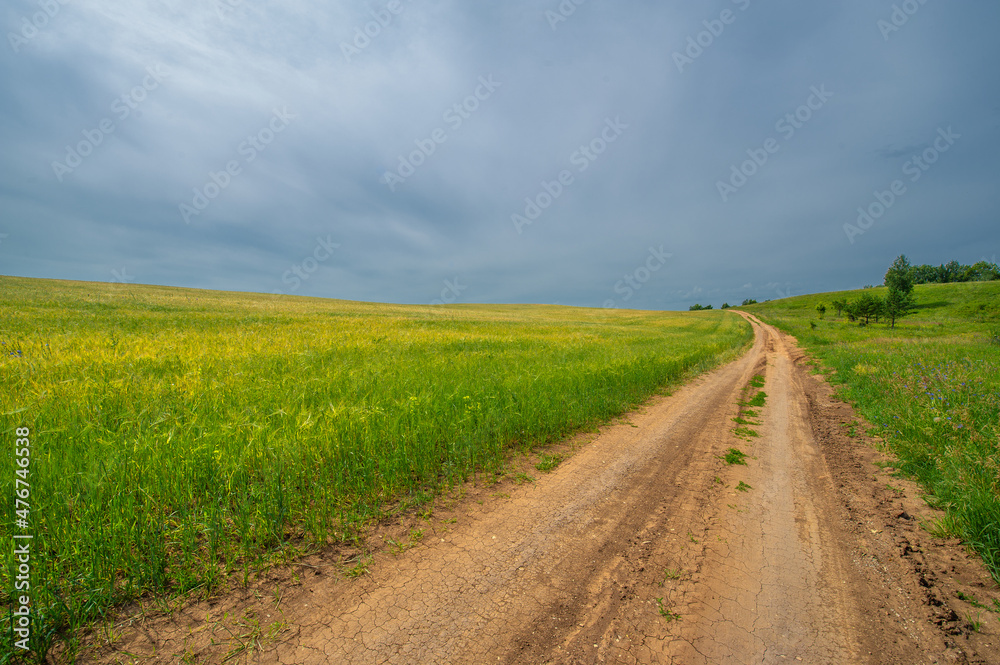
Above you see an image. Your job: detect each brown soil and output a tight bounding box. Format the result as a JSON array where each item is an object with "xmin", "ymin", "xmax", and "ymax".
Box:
[{"xmin": 82, "ymin": 313, "xmax": 1000, "ymax": 664}]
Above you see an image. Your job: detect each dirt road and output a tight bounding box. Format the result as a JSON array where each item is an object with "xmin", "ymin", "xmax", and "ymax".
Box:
[{"xmin": 94, "ymin": 314, "xmax": 1000, "ymax": 664}]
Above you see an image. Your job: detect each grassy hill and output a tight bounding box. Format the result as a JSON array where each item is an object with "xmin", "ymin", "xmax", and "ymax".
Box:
[
  {"xmin": 742, "ymin": 281, "xmax": 1000, "ymax": 582},
  {"xmin": 0, "ymin": 276, "xmax": 752, "ymax": 658}
]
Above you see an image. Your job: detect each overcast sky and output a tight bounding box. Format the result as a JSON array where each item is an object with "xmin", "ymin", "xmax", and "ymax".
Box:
[{"xmin": 1, "ymin": 0, "xmax": 998, "ymax": 310}]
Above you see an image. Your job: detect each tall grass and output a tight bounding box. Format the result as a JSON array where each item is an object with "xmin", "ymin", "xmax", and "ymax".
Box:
[
  {"xmin": 745, "ymin": 281, "xmax": 1000, "ymax": 582},
  {"xmin": 0, "ymin": 276, "xmax": 752, "ymax": 660}
]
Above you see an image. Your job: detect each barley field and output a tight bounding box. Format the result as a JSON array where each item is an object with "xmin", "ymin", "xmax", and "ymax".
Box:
[{"xmin": 0, "ymin": 276, "xmax": 752, "ymax": 657}]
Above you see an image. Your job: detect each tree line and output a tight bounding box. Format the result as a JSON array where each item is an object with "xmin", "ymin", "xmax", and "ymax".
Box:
[
  {"xmin": 692, "ymin": 256, "xmax": 996, "ymax": 315},
  {"xmin": 907, "ymin": 259, "xmax": 999, "ymax": 284}
]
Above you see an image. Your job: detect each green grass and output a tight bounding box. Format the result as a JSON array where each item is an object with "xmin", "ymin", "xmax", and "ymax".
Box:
[
  {"xmin": 722, "ymin": 448, "xmax": 748, "ymax": 466},
  {"xmin": 655, "ymin": 597, "xmax": 681, "ymax": 622},
  {"xmin": 0, "ymin": 276, "xmax": 752, "ymax": 659},
  {"xmin": 742, "ymin": 281, "xmax": 1000, "ymax": 582},
  {"xmin": 534, "ymin": 453, "xmax": 563, "ymax": 473}
]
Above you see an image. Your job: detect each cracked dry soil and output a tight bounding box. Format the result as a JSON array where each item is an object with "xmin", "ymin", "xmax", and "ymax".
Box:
[{"xmin": 89, "ymin": 314, "xmax": 1000, "ymax": 664}]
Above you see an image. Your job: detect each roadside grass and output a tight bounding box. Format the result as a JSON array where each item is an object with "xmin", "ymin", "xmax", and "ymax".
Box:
[
  {"xmin": 743, "ymin": 281, "xmax": 1000, "ymax": 582},
  {"xmin": 733, "ymin": 374, "xmax": 766, "ymax": 441},
  {"xmin": 0, "ymin": 276, "xmax": 752, "ymax": 659},
  {"xmin": 534, "ymin": 453, "xmax": 563, "ymax": 473},
  {"xmin": 722, "ymin": 448, "xmax": 748, "ymax": 466},
  {"xmin": 655, "ymin": 597, "xmax": 681, "ymax": 622}
]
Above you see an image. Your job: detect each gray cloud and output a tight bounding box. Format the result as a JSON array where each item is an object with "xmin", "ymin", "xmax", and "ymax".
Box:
[{"xmin": 2, "ymin": 0, "xmax": 998, "ymax": 309}]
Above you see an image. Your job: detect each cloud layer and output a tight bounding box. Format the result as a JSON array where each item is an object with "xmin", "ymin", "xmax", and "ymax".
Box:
[{"xmin": 2, "ymin": 0, "xmax": 998, "ymax": 309}]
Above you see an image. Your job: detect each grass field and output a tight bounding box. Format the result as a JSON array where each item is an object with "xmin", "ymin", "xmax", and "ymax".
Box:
[
  {"xmin": 0, "ymin": 276, "xmax": 752, "ymax": 659},
  {"xmin": 743, "ymin": 281, "xmax": 1000, "ymax": 582}
]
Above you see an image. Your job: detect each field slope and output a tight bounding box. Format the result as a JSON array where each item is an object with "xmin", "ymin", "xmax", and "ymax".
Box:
[
  {"xmin": 0, "ymin": 276, "xmax": 751, "ymax": 658},
  {"xmin": 742, "ymin": 281, "xmax": 1000, "ymax": 580}
]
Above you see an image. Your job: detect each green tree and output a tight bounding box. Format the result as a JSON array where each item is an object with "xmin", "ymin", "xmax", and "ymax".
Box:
[
  {"xmin": 831, "ymin": 299, "xmax": 846, "ymax": 317},
  {"xmin": 855, "ymin": 293, "xmax": 883, "ymax": 325},
  {"xmin": 721, "ymin": 302, "xmax": 731, "ymax": 309},
  {"xmin": 815, "ymin": 303, "xmax": 827, "ymax": 318},
  {"xmin": 883, "ymin": 254, "xmax": 917, "ymax": 328},
  {"xmin": 965, "ymin": 261, "xmax": 1000, "ymax": 282},
  {"xmin": 740, "ymin": 298, "xmax": 758, "ymax": 306},
  {"xmin": 844, "ymin": 300, "xmax": 857, "ymax": 322},
  {"xmin": 884, "ymin": 289, "xmax": 916, "ymax": 328},
  {"xmin": 884, "ymin": 255, "xmax": 914, "ymax": 295}
]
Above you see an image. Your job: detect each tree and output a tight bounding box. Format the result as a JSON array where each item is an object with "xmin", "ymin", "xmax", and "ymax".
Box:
[
  {"xmin": 740, "ymin": 298, "xmax": 758, "ymax": 306},
  {"xmin": 831, "ymin": 299, "xmax": 846, "ymax": 317},
  {"xmin": 855, "ymin": 293, "xmax": 883, "ymax": 325},
  {"xmin": 884, "ymin": 288, "xmax": 916, "ymax": 328},
  {"xmin": 721, "ymin": 302, "xmax": 731, "ymax": 310},
  {"xmin": 883, "ymin": 254, "xmax": 917, "ymax": 328},
  {"xmin": 815, "ymin": 303, "xmax": 827, "ymax": 318},
  {"xmin": 844, "ymin": 300, "xmax": 857, "ymax": 322},
  {"xmin": 965, "ymin": 261, "xmax": 1000, "ymax": 282},
  {"xmin": 884, "ymin": 255, "xmax": 914, "ymax": 295},
  {"xmin": 938, "ymin": 260, "xmax": 963, "ymax": 283},
  {"xmin": 689, "ymin": 304, "xmax": 713, "ymax": 311}
]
